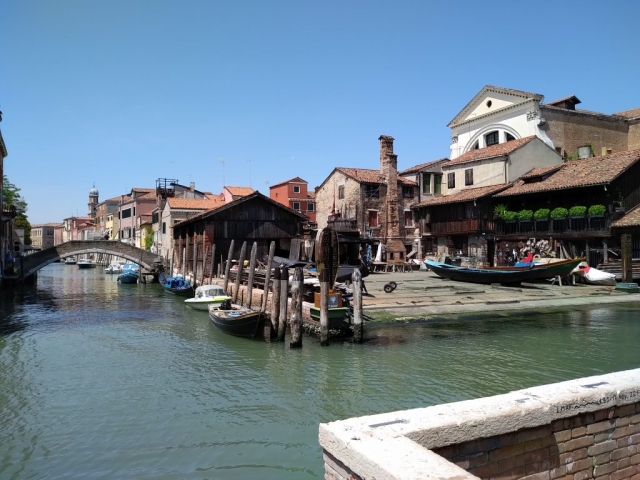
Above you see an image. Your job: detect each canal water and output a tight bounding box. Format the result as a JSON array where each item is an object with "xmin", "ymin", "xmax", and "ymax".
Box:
[{"xmin": 1, "ymin": 263, "xmax": 639, "ymax": 479}]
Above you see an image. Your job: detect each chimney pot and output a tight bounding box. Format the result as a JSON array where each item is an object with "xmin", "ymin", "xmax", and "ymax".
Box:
[{"xmin": 190, "ymin": 182, "xmax": 195, "ymax": 191}]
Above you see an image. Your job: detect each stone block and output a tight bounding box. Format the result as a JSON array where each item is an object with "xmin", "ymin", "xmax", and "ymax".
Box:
[
  {"xmin": 611, "ymin": 466, "xmax": 636, "ymax": 480},
  {"xmin": 631, "ymin": 454, "xmax": 640, "ymax": 465},
  {"xmin": 618, "ymin": 418, "xmax": 631, "ymax": 428},
  {"xmin": 549, "ymin": 465, "xmax": 567, "ymax": 479},
  {"xmin": 614, "ymin": 425, "xmax": 640, "ymax": 440},
  {"xmin": 567, "ymin": 459, "xmax": 593, "ymax": 474},
  {"xmin": 589, "ymin": 441, "xmax": 618, "ymax": 457},
  {"xmin": 555, "ymin": 430, "xmax": 572, "ymax": 443},
  {"xmin": 522, "ymin": 448, "xmax": 550, "ymax": 465},
  {"xmin": 630, "ymin": 414, "xmax": 640, "ymax": 425},
  {"xmin": 595, "ymin": 452, "xmax": 612, "ymax": 465},
  {"xmin": 561, "ymin": 448, "xmax": 588, "ymax": 465},
  {"xmin": 617, "ymin": 405, "xmax": 637, "ymax": 417},
  {"xmin": 564, "ymin": 436, "xmax": 595, "ymax": 453},
  {"xmin": 520, "ymin": 472, "xmax": 550, "ymax": 480},
  {"xmin": 589, "ymin": 421, "xmax": 617, "ymax": 435},
  {"xmin": 611, "ymin": 446, "xmax": 638, "ymax": 461},
  {"xmin": 520, "ymin": 426, "xmax": 553, "ymax": 443},
  {"xmin": 594, "ymin": 463, "xmax": 617, "ymax": 477},
  {"xmin": 574, "ymin": 468, "xmax": 594, "ymax": 480},
  {"xmin": 573, "ymin": 428, "xmax": 588, "ymax": 438},
  {"xmin": 619, "ymin": 458, "xmax": 632, "ymax": 470},
  {"xmin": 489, "ymin": 443, "xmax": 526, "ymax": 462},
  {"xmin": 490, "ymin": 466, "xmax": 526, "ymax": 480}
]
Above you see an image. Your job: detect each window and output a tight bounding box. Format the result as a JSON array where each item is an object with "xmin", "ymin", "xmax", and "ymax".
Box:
[
  {"xmin": 307, "ymin": 203, "xmax": 314, "ymax": 212},
  {"xmin": 338, "ymin": 185, "xmax": 345, "ymax": 199},
  {"xmin": 506, "ymin": 132, "xmax": 516, "ymax": 142},
  {"xmin": 447, "ymin": 172, "xmax": 455, "ymax": 189},
  {"xmin": 133, "ymin": 207, "xmax": 136, "ymax": 216},
  {"xmin": 434, "ymin": 175, "xmax": 442, "ymax": 194},
  {"xmin": 471, "ymin": 140, "xmax": 479, "ymax": 150},
  {"xmin": 368, "ymin": 210, "xmax": 378, "ymax": 228},
  {"xmin": 465, "ymin": 169, "xmax": 474, "ymax": 186},
  {"xmin": 485, "ymin": 131, "xmax": 499, "ymax": 146},
  {"xmin": 402, "ymin": 186, "xmax": 414, "ymax": 198},
  {"xmin": 293, "ymin": 202, "xmax": 301, "ymax": 211},
  {"xmin": 162, "ymin": 222, "xmax": 166, "ymax": 234},
  {"xmin": 121, "ymin": 208, "xmax": 132, "ymax": 219},
  {"xmin": 293, "ymin": 186, "xmax": 301, "ymax": 193},
  {"xmin": 404, "ymin": 211, "xmax": 413, "ymax": 226},
  {"xmin": 152, "ymin": 212, "xmax": 158, "ymax": 224},
  {"xmin": 422, "ymin": 173, "xmax": 431, "ymax": 194},
  {"xmin": 364, "ymin": 185, "xmax": 379, "ymax": 198}
]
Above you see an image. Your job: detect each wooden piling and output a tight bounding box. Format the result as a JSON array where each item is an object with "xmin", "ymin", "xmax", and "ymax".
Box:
[
  {"xmin": 200, "ymin": 246, "xmax": 208, "ymax": 286},
  {"xmin": 622, "ymin": 232, "xmax": 633, "ymax": 283},
  {"xmin": 290, "ymin": 267, "xmax": 303, "ymax": 348},
  {"xmin": 261, "ymin": 242, "xmax": 276, "ymax": 313},
  {"xmin": 233, "ymin": 241, "xmax": 247, "ymax": 304},
  {"xmin": 352, "ymin": 268, "xmax": 363, "ymax": 343},
  {"xmin": 208, "ymin": 244, "xmax": 216, "ymax": 282},
  {"xmin": 278, "ymin": 266, "xmax": 289, "ymax": 342},
  {"xmin": 223, "ymin": 240, "xmax": 235, "ymax": 293},
  {"xmin": 246, "ymin": 242, "xmax": 257, "ymax": 309},
  {"xmin": 182, "ymin": 247, "xmax": 186, "ymax": 278},
  {"xmin": 270, "ymin": 266, "xmax": 281, "ymax": 341},
  {"xmin": 320, "ymin": 269, "xmax": 330, "ymax": 346}
]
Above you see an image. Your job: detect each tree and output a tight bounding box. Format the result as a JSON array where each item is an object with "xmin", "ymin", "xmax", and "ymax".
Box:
[{"xmin": 3, "ymin": 175, "xmax": 31, "ymax": 245}]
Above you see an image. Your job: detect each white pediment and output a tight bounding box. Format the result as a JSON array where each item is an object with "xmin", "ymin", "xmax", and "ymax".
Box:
[{"xmin": 448, "ymin": 86, "xmax": 543, "ymax": 127}]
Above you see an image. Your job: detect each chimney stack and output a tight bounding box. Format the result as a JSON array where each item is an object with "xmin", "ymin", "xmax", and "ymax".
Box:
[
  {"xmin": 190, "ymin": 182, "xmax": 195, "ymax": 191},
  {"xmin": 379, "ymin": 135, "xmax": 394, "ymax": 176},
  {"xmin": 379, "ymin": 135, "xmax": 405, "ymax": 265}
]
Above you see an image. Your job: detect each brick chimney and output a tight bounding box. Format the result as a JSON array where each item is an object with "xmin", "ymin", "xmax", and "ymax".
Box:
[{"xmin": 379, "ymin": 135, "xmax": 405, "ymax": 265}]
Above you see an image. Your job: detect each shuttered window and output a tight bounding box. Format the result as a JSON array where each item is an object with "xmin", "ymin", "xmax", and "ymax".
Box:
[
  {"xmin": 447, "ymin": 172, "xmax": 455, "ymax": 189},
  {"xmin": 368, "ymin": 211, "xmax": 378, "ymax": 228},
  {"xmin": 465, "ymin": 169, "xmax": 474, "ymax": 186}
]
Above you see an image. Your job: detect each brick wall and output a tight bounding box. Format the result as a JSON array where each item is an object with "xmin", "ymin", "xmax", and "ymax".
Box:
[{"xmin": 433, "ymin": 402, "xmax": 640, "ymax": 480}]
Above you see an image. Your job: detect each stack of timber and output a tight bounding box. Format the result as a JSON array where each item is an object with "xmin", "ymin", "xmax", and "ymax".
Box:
[{"xmin": 598, "ymin": 259, "xmax": 640, "ymax": 280}]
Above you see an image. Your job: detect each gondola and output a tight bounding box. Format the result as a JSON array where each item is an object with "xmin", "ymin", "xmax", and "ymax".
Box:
[
  {"xmin": 158, "ymin": 272, "xmax": 194, "ymax": 297},
  {"xmin": 425, "ymin": 260, "xmax": 546, "ymax": 285},
  {"xmin": 208, "ymin": 301, "xmax": 264, "ymax": 338},
  {"xmin": 482, "ymin": 258, "xmax": 584, "ymax": 279}
]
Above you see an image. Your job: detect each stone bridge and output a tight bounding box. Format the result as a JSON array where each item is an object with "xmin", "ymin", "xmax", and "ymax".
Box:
[{"xmin": 21, "ymin": 240, "xmax": 166, "ymax": 279}]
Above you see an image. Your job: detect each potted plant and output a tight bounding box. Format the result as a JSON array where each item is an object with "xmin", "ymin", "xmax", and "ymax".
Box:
[
  {"xmin": 493, "ymin": 204, "xmax": 508, "ymax": 220},
  {"xmin": 568, "ymin": 206, "xmax": 587, "ymax": 230},
  {"xmin": 550, "ymin": 207, "xmax": 569, "ymax": 232},
  {"xmin": 534, "ymin": 208, "xmax": 550, "ymax": 232},
  {"xmin": 517, "ymin": 209, "xmax": 533, "ymax": 232},
  {"xmin": 588, "ymin": 204, "xmax": 606, "ymax": 229},
  {"xmin": 502, "ymin": 211, "xmax": 518, "ymax": 234}
]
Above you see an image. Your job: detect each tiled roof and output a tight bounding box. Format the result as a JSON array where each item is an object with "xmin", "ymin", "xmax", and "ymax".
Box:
[
  {"xmin": 612, "ymin": 205, "xmax": 640, "ymax": 228},
  {"xmin": 544, "ymin": 95, "xmax": 581, "ymax": 106},
  {"xmin": 445, "ymin": 136, "xmax": 537, "ymax": 167},
  {"xmin": 225, "ymin": 186, "xmax": 254, "ymax": 196},
  {"xmin": 336, "ymin": 167, "xmax": 417, "ymax": 185},
  {"xmin": 613, "ymin": 107, "xmax": 640, "ymax": 119},
  {"xmin": 270, "ymin": 177, "xmax": 307, "ymax": 189},
  {"xmin": 307, "ymin": 191, "xmax": 316, "ymax": 199},
  {"xmin": 167, "ymin": 198, "xmax": 224, "ymax": 210},
  {"xmin": 132, "ymin": 188, "xmax": 155, "ymax": 193},
  {"xmin": 520, "ymin": 164, "xmax": 565, "ymax": 180},
  {"xmin": 494, "ymin": 149, "xmax": 640, "ymax": 198},
  {"xmin": 399, "ymin": 158, "xmax": 450, "ymax": 176},
  {"xmin": 414, "ymin": 184, "xmax": 510, "ymax": 207}
]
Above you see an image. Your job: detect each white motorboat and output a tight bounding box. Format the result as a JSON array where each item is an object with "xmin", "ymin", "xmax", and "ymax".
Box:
[
  {"xmin": 64, "ymin": 256, "xmax": 77, "ymax": 265},
  {"xmin": 78, "ymin": 259, "xmax": 96, "ymax": 269},
  {"xmin": 184, "ymin": 285, "xmax": 232, "ymax": 311},
  {"xmin": 105, "ymin": 261, "xmax": 126, "ymax": 274}
]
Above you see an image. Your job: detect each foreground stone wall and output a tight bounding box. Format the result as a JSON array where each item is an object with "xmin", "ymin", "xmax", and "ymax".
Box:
[
  {"xmin": 433, "ymin": 403, "xmax": 640, "ymax": 480},
  {"xmin": 320, "ymin": 369, "xmax": 640, "ymax": 480}
]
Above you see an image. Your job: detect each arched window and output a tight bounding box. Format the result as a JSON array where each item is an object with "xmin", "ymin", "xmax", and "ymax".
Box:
[
  {"xmin": 471, "ymin": 140, "xmax": 479, "ymax": 150},
  {"xmin": 505, "ymin": 132, "xmax": 516, "ymax": 142},
  {"xmin": 485, "ymin": 131, "xmax": 499, "ymax": 146}
]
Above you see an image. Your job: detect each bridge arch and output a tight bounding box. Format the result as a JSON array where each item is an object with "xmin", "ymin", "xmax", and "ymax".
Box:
[{"xmin": 21, "ymin": 240, "xmax": 165, "ymax": 279}]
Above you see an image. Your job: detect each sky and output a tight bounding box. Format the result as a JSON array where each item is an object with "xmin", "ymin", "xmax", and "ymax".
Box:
[{"xmin": 1, "ymin": 0, "xmax": 639, "ymax": 224}]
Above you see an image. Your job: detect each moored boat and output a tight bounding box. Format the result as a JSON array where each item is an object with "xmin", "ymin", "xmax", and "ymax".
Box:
[
  {"xmin": 105, "ymin": 261, "xmax": 126, "ymax": 274},
  {"xmin": 158, "ymin": 272, "xmax": 194, "ymax": 297},
  {"xmin": 184, "ymin": 285, "xmax": 232, "ymax": 311},
  {"xmin": 208, "ymin": 302, "xmax": 264, "ymax": 338},
  {"xmin": 483, "ymin": 258, "xmax": 584, "ymax": 279},
  {"xmin": 78, "ymin": 259, "xmax": 96, "ymax": 269},
  {"xmin": 118, "ymin": 263, "xmax": 140, "ymax": 284},
  {"xmin": 425, "ymin": 260, "xmax": 545, "ymax": 285},
  {"xmin": 64, "ymin": 256, "xmax": 77, "ymax": 265}
]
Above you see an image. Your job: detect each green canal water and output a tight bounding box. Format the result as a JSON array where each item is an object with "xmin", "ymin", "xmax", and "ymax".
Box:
[{"xmin": 1, "ymin": 263, "xmax": 639, "ymax": 479}]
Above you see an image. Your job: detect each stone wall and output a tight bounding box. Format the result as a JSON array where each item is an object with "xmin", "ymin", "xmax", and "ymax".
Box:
[
  {"xmin": 433, "ymin": 403, "xmax": 640, "ymax": 480},
  {"xmin": 628, "ymin": 123, "xmax": 640, "ymax": 152},
  {"xmin": 320, "ymin": 369, "xmax": 640, "ymax": 480}
]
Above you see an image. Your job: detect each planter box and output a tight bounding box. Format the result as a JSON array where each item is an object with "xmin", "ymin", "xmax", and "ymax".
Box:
[
  {"xmin": 534, "ymin": 219, "xmax": 550, "ymax": 232},
  {"xmin": 504, "ymin": 221, "xmax": 517, "ymax": 235},
  {"xmin": 519, "ymin": 220, "xmax": 533, "ymax": 232},
  {"xmin": 570, "ymin": 216, "xmax": 587, "ymax": 230},
  {"xmin": 589, "ymin": 215, "xmax": 605, "ymax": 229},
  {"xmin": 552, "ymin": 218, "xmax": 568, "ymax": 232}
]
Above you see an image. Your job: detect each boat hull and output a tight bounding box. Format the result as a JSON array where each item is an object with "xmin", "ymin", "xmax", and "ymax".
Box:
[
  {"xmin": 185, "ymin": 299, "xmax": 227, "ymax": 311},
  {"xmin": 209, "ymin": 308, "xmax": 264, "ymax": 338},
  {"xmin": 78, "ymin": 263, "xmax": 96, "ymax": 269},
  {"xmin": 118, "ymin": 273, "xmax": 139, "ymax": 284},
  {"xmin": 484, "ymin": 258, "xmax": 584, "ymax": 279},
  {"xmin": 426, "ymin": 261, "xmax": 544, "ymax": 285},
  {"xmin": 158, "ymin": 272, "xmax": 194, "ymax": 298}
]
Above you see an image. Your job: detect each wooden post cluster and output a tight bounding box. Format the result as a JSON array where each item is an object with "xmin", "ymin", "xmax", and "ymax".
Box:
[
  {"xmin": 223, "ymin": 240, "xmax": 235, "ymax": 293},
  {"xmin": 319, "ymin": 268, "xmax": 330, "ymax": 346},
  {"xmin": 622, "ymin": 232, "xmax": 633, "ymax": 283},
  {"xmin": 352, "ymin": 269, "xmax": 363, "ymax": 343},
  {"xmin": 278, "ymin": 266, "xmax": 289, "ymax": 342},
  {"xmin": 290, "ymin": 267, "xmax": 303, "ymax": 348},
  {"xmin": 261, "ymin": 242, "xmax": 275, "ymax": 313},
  {"xmin": 246, "ymin": 242, "xmax": 257, "ymax": 309},
  {"xmin": 233, "ymin": 241, "xmax": 247, "ymax": 304},
  {"xmin": 208, "ymin": 244, "xmax": 216, "ymax": 283},
  {"xmin": 270, "ymin": 266, "xmax": 281, "ymax": 341}
]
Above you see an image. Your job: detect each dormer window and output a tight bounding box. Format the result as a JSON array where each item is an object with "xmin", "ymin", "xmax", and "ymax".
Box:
[{"xmin": 485, "ymin": 131, "xmax": 499, "ymax": 146}]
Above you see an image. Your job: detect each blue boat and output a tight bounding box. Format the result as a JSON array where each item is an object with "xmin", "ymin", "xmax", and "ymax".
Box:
[
  {"xmin": 118, "ymin": 263, "xmax": 140, "ymax": 284},
  {"xmin": 158, "ymin": 272, "xmax": 194, "ymax": 297}
]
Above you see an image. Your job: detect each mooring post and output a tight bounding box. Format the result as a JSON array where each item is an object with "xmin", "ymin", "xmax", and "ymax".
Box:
[
  {"xmin": 270, "ymin": 266, "xmax": 281, "ymax": 341},
  {"xmin": 208, "ymin": 244, "xmax": 216, "ymax": 283},
  {"xmin": 290, "ymin": 267, "xmax": 303, "ymax": 348},
  {"xmin": 182, "ymin": 247, "xmax": 186, "ymax": 278},
  {"xmin": 622, "ymin": 232, "xmax": 633, "ymax": 283},
  {"xmin": 223, "ymin": 240, "xmax": 235, "ymax": 293},
  {"xmin": 200, "ymin": 245, "xmax": 208, "ymax": 286},
  {"xmin": 320, "ymin": 269, "xmax": 330, "ymax": 346},
  {"xmin": 260, "ymin": 241, "xmax": 276, "ymax": 313},
  {"xmin": 278, "ymin": 266, "xmax": 289, "ymax": 342},
  {"xmin": 233, "ymin": 241, "xmax": 247, "ymax": 304},
  {"xmin": 352, "ymin": 268, "xmax": 363, "ymax": 343},
  {"xmin": 246, "ymin": 242, "xmax": 258, "ymax": 309},
  {"xmin": 194, "ymin": 243, "xmax": 200, "ymax": 286}
]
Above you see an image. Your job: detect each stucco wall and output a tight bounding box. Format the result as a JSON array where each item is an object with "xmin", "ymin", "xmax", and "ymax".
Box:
[
  {"xmin": 443, "ymin": 159, "xmax": 507, "ymax": 195},
  {"xmin": 628, "ymin": 123, "xmax": 640, "ymax": 152},
  {"xmin": 508, "ymin": 140, "xmax": 563, "ymax": 182}
]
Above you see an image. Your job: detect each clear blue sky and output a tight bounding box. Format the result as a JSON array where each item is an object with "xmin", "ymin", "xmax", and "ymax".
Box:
[{"xmin": 2, "ymin": 0, "xmax": 639, "ymax": 224}]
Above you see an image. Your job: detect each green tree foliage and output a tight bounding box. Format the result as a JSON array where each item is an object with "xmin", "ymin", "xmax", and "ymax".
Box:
[
  {"xmin": 3, "ymin": 175, "xmax": 31, "ymax": 244},
  {"xmin": 144, "ymin": 234, "xmax": 153, "ymax": 251}
]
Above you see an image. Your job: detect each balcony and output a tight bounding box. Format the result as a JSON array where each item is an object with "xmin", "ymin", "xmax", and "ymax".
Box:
[
  {"xmin": 427, "ymin": 218, "xmax": 496, "ymax": 235},
  {"xmin": 327, "ymin": 218, "xmax": 358, "ymax": 232},
  {"xmin": 495, "ymin": 216, "xmax": 611, "ymax": 237}
]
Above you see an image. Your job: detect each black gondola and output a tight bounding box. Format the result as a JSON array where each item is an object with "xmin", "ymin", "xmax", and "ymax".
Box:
[
  {"xmin": 425, "ymin": 260, "xmax": 546, "ymax": 285},
  {"xmin": 158, "ymin": 272, "xmax": 195, "ymax": 297},
  {"xmin": 208, "ymin": 302, "xmax": 264, "ymax": 338}
]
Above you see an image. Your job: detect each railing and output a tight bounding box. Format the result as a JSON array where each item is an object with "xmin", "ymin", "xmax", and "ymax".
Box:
[
  {"xmin": 428, "ymin": 218, "xmax": 496, "ymax": 235},
  {"xmin": 495, "ymin": 216, "xmax": 611, "ymax": 236},
  {"xmin": 327, "ymin": 219, "xmax": 358, "ymax": 232}
]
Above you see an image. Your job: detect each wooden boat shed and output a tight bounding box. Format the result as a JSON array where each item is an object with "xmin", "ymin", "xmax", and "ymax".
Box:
[{"xmin": 171, "ymin": 191, "xmax": 308, "ymax": 283}]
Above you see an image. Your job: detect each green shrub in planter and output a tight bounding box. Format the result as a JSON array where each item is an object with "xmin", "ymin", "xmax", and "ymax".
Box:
[
  {"xmin": 588, "ymin": 204, "xmax": 606, "ymax": 216},
  {"xmin": 550, "ymin": 207, "xmax": 569, "ymax": 219},
  {"xmin": 569, "ymin": 206, "xmax": 587, "ymax": 217},
  {"xmin": 493, "ymin": 204, "xmax": 508, "ymax": 219},
  {"xmin": 502, "ymin": 211, "xmax": 518, "ymax": 221},
  {"xmin": 534, "ymin": 208, "xmax": 550, "ymax": 220},
  {"xmin": 517, "ymin": 209, "xmax": 533, "ymax": 221}
]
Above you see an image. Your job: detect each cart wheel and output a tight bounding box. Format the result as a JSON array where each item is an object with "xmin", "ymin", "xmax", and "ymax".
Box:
[{"xmin": 384, "ymin": 282, "xmax": 397, "ymax": 293}]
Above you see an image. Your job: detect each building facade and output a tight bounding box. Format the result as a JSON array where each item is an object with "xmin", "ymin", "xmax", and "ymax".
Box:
[
  {"xmin": 269, "ymin": 177, "xmax": 316, "ymax": 223},
  {"xmin": 31, "ymin": 223, "xmax": 61, "ymax": 250}
]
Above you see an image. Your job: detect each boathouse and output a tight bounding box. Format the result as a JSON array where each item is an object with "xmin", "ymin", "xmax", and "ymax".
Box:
[{"xmin": 170, "ymin": 191, "xmax": 307, "ymax": 283}]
